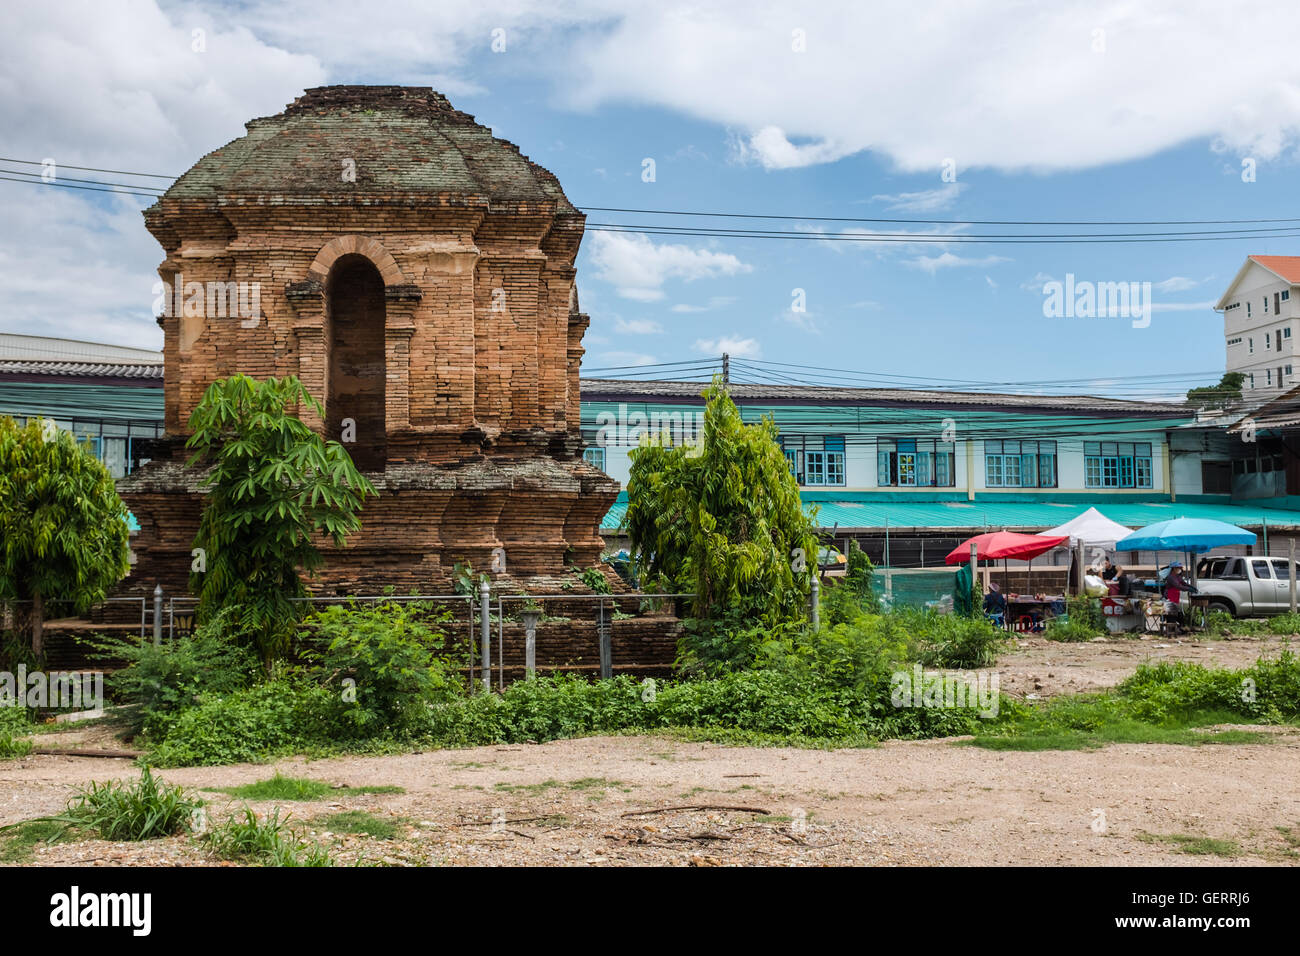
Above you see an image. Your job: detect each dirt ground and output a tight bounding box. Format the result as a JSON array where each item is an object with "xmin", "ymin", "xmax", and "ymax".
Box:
[{"xmin": 3, "ymin": 634, "xmax": 1297, "ymax": 867}]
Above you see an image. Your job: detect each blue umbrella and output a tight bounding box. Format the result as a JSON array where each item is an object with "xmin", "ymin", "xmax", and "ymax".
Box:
[{"xmin": 1113, "ymin": 517, "xmax": 1255, "ymax": 554}]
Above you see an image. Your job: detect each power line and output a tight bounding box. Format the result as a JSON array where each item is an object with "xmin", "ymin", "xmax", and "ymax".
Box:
[
  {"xmin": 0, "ymin": 157, "xmax": 176, "ymax": 180},
  {"xmin": 586, "ymin": 224, "xmax": 1300, "ymax": 246},
  {"xmin": 588, "ymin": 221, "xmax": 1300, "ymax": 241},
  {"xmin": 0, "ymin": 174, "xmax": 163, "ymax": 199},
  {"xmin": 0, "ymin": 166, "xmax": 167, "ymax": 194},
  {"xmin": 580, "ymin": 205, "xmax": 1300, "ymax": 228},
  {"xmin": 2, "ymin": 154, "xmax": 1299, "ymax": 239}
]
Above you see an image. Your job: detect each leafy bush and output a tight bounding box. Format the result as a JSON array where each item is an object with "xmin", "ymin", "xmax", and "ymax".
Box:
[
  {"xmin": 148, "ymin": 680, "xmax": 334, "ymax": 767},
  {"xmin": 57, "ymin": 768, "xmax": 202, "ymax": 841},
  {"xmin": 94, "ymin": 608, "xmax": 260, "ymax": 737},
  {"xmin": 903, "ymin": 610, "xmax": 1005, "ymax": 668},
  {"xmin": 579, "ymin": 567, "xmax": 611, "ymax": 594},
  {"xmin": 820, "ymin": 580, "xmax": 862, "ymax": 628},
  {"xmin": 0, "ymin": 706, "xmax": 32, "ymax": 759},
  {"xmin": 1117, "ymin": 648, "xmax": 1300, "ymax": 724},
  {"xmin": 202, "ymin": 807, "xmax": 333, "ymax": 866},
  {"xmin": 300, "ymin": 601, "xmax": 459, "ymax": 738},
  {"xmin": 424, "ymin": 667, "xmax": 986, "ymax": 749},
  {"xmin": 1267, "ymin": 613, "xmax": 1300, "ymax": 635}
]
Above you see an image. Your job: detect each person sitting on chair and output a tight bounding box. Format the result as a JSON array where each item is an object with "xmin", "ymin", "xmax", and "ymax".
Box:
[
  {"xmin": 1102, "ymin": 557, "xmax": 1131, "ymax": 595},
  {"xmin": 983, "ymin": 582, "xmax": 1007, "ymax": 615}
]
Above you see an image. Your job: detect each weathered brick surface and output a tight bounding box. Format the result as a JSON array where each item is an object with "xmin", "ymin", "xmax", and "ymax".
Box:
[{"xmin": 118, "ymin": 86, "xmax": 621, "ymax": 598}]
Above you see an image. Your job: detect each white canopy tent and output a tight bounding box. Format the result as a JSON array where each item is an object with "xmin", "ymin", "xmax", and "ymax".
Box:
[
  {"xmin": 1038, "ymin": 507, "xmax": 1135, "ymax": 596},
  {"xmin": 1040, "ymin": 507, "xmax": 1134, "ymax": 553}
]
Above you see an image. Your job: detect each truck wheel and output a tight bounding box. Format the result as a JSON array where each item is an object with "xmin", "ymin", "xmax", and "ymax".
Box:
[{"xmin": 1207, "ymin": 599, "xmax": 1235, "ymax": 617}]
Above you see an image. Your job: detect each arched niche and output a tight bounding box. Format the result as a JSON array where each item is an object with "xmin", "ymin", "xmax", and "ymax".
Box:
[{"xmin": 326, "ymin": 253, "xmax": 387, "ymax": 470}]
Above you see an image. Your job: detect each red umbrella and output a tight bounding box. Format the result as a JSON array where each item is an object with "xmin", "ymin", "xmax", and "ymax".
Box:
[
  {"xmin": 944, "ymin": 532, "xmax": 1068, "ymax": 564},
  {"xmin": 946, "ymin": 531, "xmax": 1070, "ymax": 604}
]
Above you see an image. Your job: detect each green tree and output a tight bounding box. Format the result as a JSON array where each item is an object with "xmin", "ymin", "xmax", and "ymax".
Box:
[
  {"xmin": 0, "ymin": 417, "xmax": 131, "ymax": 662},
  {"xmin": 1186, "ymin": 372, "xmax": 1245, "ymax": 409},
  {"xmin": 186, "ymin": 375, "xmax": 376, "ymax": 663},
  {"xmin": 625, "ymin": 377, "xmax": 818, "ymax": 628}
]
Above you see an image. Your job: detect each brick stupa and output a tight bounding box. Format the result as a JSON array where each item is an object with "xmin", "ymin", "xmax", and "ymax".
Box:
[{"xmin": 119, "ymin": 86, "xmax": 618, "ymax": 595}]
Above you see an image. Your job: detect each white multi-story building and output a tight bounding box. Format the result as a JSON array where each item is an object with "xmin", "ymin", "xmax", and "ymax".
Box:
[{"xmin": 1215, "ymin": 255, "xmax": 1300, "ymax": 395}]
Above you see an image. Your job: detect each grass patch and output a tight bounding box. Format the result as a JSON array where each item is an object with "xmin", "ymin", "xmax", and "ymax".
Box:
[
  {"xmin": 969, "ymin": 651, "xmax": 1300, "ymax": 751},
  {"xmin": 316, "ymin": 810, "xmax": 405, "ymax": 840},
  {"xmin": 643, "ymin": 726, "xmax": 881, "ymax": 749},
  {"xmin": 0, "ymin": 819, "xmax": 84, "ymax": 862},
  {"xmin": 203, "ymin": 807, "xmax": 334, "ymax": 866},
  {"xmin": 22, "ymin": 768, "xmax": 204, "ymax": 842},
  {"xmin": 205, "ymin": 773, "xmax": 405, "ymax": 801},
  {"xmin": 1137, "ymin": 832, "xmax": 1240, "ymax": 857}
]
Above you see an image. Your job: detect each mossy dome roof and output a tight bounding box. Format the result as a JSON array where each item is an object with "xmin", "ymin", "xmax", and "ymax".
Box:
[{"xmin": 153, "ymin": 86, "xmax": 576, "ymax": 212}]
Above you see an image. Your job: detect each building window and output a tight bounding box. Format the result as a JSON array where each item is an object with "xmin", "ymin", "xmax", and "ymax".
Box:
[
  {"xmin": 1227, "ymin": 337, "xmax": 1242, "ymax": 345},
  {"xmin": 1249, "ymin": 337, "xmax": 1254, "ymax": 353},
  {"xmin": 1284, "ymin": 290, "xmax": 1291, "ymax": 301},
  {"xmin": 985, "ymin": 439, "xmax": 1058, "ymax": 488},
  {"xmin": 1248, "ymin": 302, "xmax": 1253, "ymax": 317},
  {"xmin": 1267, "ymin": 369, "xmax": 1273, "ymax": 386},
  {"xmin": 582, "ymin": 446, "xmax": 606, "ymax": 472},
  {"xmin": 1084, "ymin": 442, "xmax": 1153, "ymax": 489},
  {"xmin": 1266, "ymin": 334, "xmax": 1272, "ymax": 350},
  {"xmin": 781, "ymin": 435, "xmax": 845, "ymax": 486},
  {"xmin": 1250, "ymin": 373, "xmax": 1256, "ymax": 388},
  {"xmin": 1276, "ymin": 292, "xmax": 1282, "ymax": 313},
  {"xmin": 877, "ymin": 438, "xmax": 955, "ymax": 488},
  {"xmin": 1286, "ymin": 328, "xmax": 1293, "ymax": 338}
]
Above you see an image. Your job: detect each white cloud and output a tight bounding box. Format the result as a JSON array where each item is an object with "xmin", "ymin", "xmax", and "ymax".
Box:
[
  {"xmin": 736, "ymin": 127, "xmax": 857, "ymax": 170},
  {"xmin": 1150, "ymin": 299, "xmax": 1216, "ymax": 313},
  {"xmin": 985, "ymin": 275, "xmax": 998, "ymax": 290},
  {"xmin": 905, "ymin": 252, "xmax": 1010, "ymax": 274},
  {"xmin": 0, "ymin": 2, "xmax": 326, "ymax": 344},
  {"xmin": 587, "ymin": 231, "xmax": 751, "ymax": 301},
  {"xmin": 871, "ymin": 184, "xmax": 966, "ymax": 213},
  {"xmin": 613, "ymin": 317, "xmax": 664, "ymax": 334},
  {"xmin": 1154, "ymin": 276, "xmax": 1203, "ymax": 293},
  {"xmin": 693, "ymin": 335, "xmax": 761, "ymax": 358},
  {"xmin": 562, "ymin": 1, "xmax": 1300, "ymax": 172}
]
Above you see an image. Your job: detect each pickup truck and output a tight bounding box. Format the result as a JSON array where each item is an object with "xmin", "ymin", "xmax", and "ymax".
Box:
[{"xmin": 1190, "ymin": 556, "xmax": 1300, "ymax": 617}]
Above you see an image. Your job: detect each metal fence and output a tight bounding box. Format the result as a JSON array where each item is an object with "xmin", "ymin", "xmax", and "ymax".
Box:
[{"xmin": 153, "ymin": 586, "xmax": 692, "ymax": 691}]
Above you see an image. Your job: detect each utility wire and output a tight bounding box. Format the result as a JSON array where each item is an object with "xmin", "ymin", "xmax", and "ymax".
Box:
[{"xmin": 0, "ymin": 166, "xmax": 167, "ymax": 194}]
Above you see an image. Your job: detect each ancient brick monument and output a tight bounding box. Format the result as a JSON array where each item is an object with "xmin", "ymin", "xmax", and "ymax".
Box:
[{"xmin": 120, "ymin": 86, "xmax": 619, "ymax": 595}]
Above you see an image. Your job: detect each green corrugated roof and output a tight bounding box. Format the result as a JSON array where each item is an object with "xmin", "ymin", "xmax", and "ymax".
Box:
[{"xmin": 600, "ymin": 496, "xmax": 1300, "ymax": 532}]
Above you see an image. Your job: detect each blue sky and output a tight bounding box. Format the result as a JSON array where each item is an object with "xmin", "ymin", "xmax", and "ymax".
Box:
[{"xmin": 4, "ymin": 1, "xmax": 1300, "ymax": 400}]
